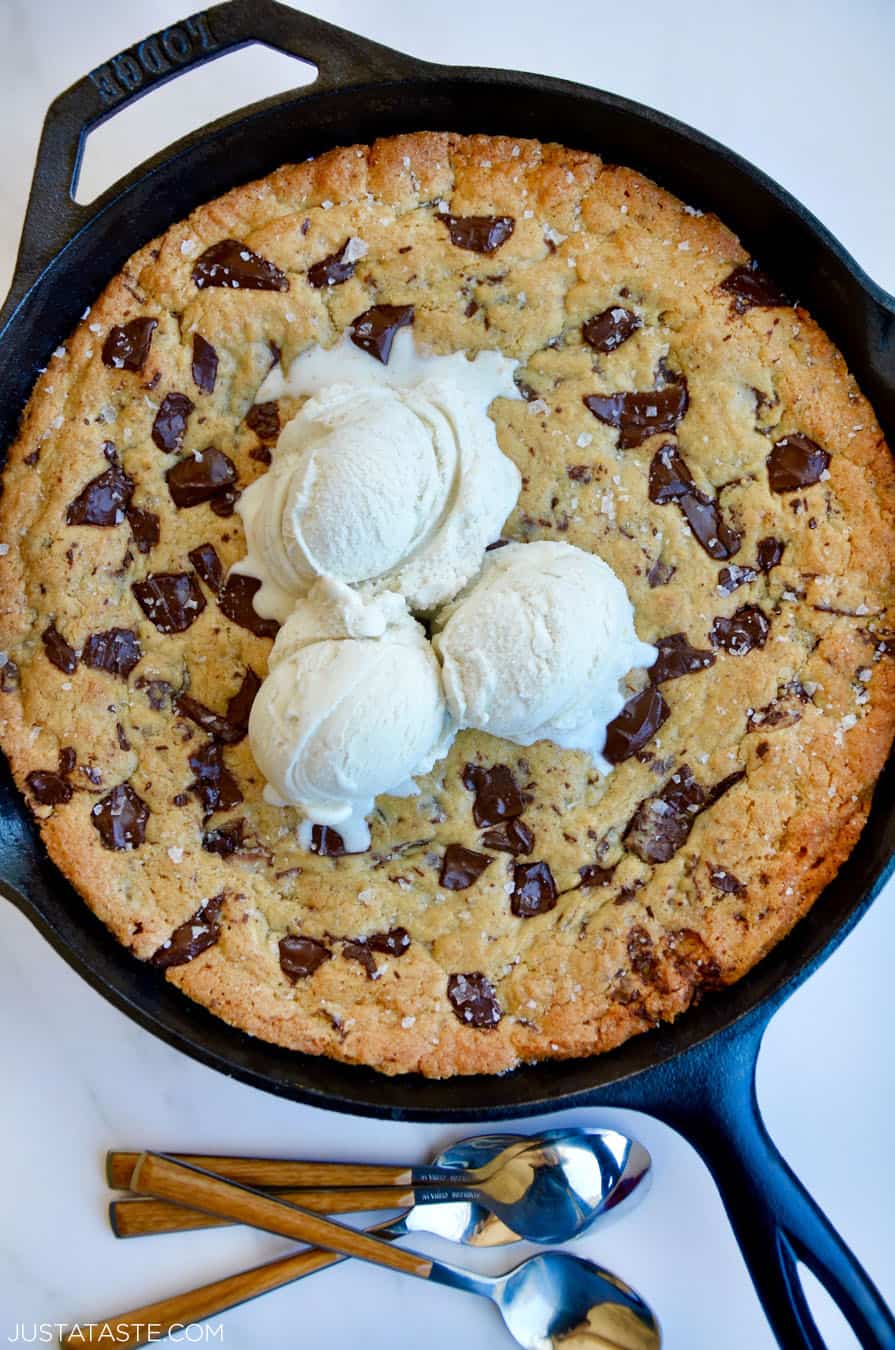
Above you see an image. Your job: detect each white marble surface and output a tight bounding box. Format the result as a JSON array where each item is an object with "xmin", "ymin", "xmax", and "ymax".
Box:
[{"xmin": 1, "ymin": 2, "xmax": 893, "ymax": 1347}]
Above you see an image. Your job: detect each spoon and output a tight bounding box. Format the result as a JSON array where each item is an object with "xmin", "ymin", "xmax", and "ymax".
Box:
[
  {"xmin": 108, "ymin": 1129, "xmax": 651, "ymax": 1242},
  {"xmin": 126, "ymin": 1152, "xmax": 661, "ymax": 1350}
]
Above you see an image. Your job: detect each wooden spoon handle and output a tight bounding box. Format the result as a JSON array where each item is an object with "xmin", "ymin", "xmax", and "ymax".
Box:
[
  {"xmin": 107, "ymin": 1150, "xmax": 414, "ymax": 1190},
  {"xmin": 131, "ymin": 1153, "xmax": 432, "ymax": 1278},
  {"xmin": 111, "ymin": 1185, "xmax": 417, "ymax": 1237},
  {"xmin": 59, "ymin": 1236, "xmax": 376, "ymax": 1348}
]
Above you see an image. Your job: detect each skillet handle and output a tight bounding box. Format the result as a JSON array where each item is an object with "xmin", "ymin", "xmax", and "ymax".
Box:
[
  {"xmin": 6, "ymin": 0, "xmax": 417, "ymax": 314},
  {"xmin": 627, "ymin": 1016, "xmax": 895, "ymax": 1349}
]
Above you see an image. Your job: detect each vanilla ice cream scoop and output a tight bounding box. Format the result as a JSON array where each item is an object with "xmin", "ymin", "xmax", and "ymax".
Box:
[
  {"xmin": 433, "ymin": 541, "xmax": 656, "ymax": 770},
  {"xmin": 249, "ymin": 579, "xmax": 454, "ymax": 852},
  {"xmin": 234, "ymin": 330, "xmax": 521, "ymax": 620}
]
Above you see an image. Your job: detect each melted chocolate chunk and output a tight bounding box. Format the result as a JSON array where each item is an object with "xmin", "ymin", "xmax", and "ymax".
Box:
[
  {"xmin": 647, "ymin": 558, "xmax": 675, "ymax": 588},
  {"xmin": 101, "ymin": 317, "xmax": 158, "ymax": 372},
  {"xmin": 82, "ymin": 627, "xmax": 142, "ymax": 678},
  {"xmin": 202, "ymin": 818, "xmax": 246, "ymax": 856},
  {"xmin": 440, "ymin": 844, "xmax": 494, "ymax": 890},
  {"xmin": 447, "ymin": 971, "xmax": 502, "ymax": 1028},
  {"xmin": 150, "ymin": 894, "xmax": 226, "ymax": 969},
  {"xmin": 720, "ymin": 259, "xmax": 789, "ymax": 314},
  {"xmin": 42, "ymin": 622, "xmax": 78, "ymax": 673},
  {"xmin": 341, "ymin": 939, "xmax": 377, "ymax": 978},
  {"xmin": 192, "ymin": 239, "xmax": 289, "ymax": 292},
  {"xmin": 511, "ymin": 860, "xmax": 558, "ymax": 918},
  {"xmin": 708, "ymin": 865, "xmax": 745, "ymax": 895},
  {"xmin": 665, "ymin": 927, "xmax": 724, "ymax": 992},
  {"xmin": 218, "ymin": 574, "xmax": 280, "ymax": 640},
  {"xmin": 279, "ymin": 934, "xmax": 331, "ymax": 981},
  {"xmin": 188, "ymin": 739, "xmax": 243, "ymax": 817},
  {"xmin": 648, "ymin": 444, "xmax": 741, "ymax": 559},
  {"xmin": 67, "ymin": 463, "xmax": 134, "ymax": 526},
  {"xmin": 462, "ymin": 763, "xmax": 525, "ymax": 829},
  {"xmin": 627, "ymin": 925, "xmax": 660, "ymax": 983},
  {"xmin": 649, "ymin": 633, "xmax": 715, "ymax": 684},
  {"xmin": 90, "ymin": 782, "xmax": 149, "ymax": 851},
  {"xmin": 175, "ymin": 668, "xmax": 260, "ymax": 744},
  {"xmin": 191, "ymin": 334, "xmax": 218, "ymax": 393},
  {"xmin": 58, "ymin": 746, "xmax": 76, "ymax": 776},
  {"xmin": 757, "ymin": 537, "xmax": 785, "ymax": 573},
  {"xmin": 188, "ymin": 542, "xmax": 223, "ymax": 594},
  {"xmin": 747, "ymin": 700, "xmax": 802, "ymax": 731},
  {"xmin": 0, "ymin": 658, "xmax": 19, "ymax": 692},
  {"xmin": 604, "ymin": 685, "xmax": 670, "ymax": 764},
  {"xmin": 310, "ymin": 824, "xmax": 347, "ymax": 857},
  {"xmin": 133, "ymin": 571, "xmax": 206, "ymax": 634},
  {"xmin": 438, "ymin": 213, "xmax": 515, "ymax": 255},
  {"xmin": 584, "ymin": 380, "xmax": 689, "ymax": 449},
  {"xmin": 717, "ymin": 563, "xmax": 757, "ymax": 594},
  {"xmin": 710, "ymin": 605, "xmax": 770, "ymax": 656},
  {"xmin": 342, "ymin": 928, "xmax": 410, "ymax": 979},
  {"xmin": 578, "ymin": 863, "xmax": 617, "ymax": 888},
  {"xmin": 307, "ymin": 239, "xmax": 359, "ymax": 288},
  {"xmin": 166, "ymin": 447, "xmax": 237, "ymax": 509},
  {"xmin": 625, "ymin": 765, "xmax": 743, "ymax": 865},
  {"xmin": 245, "ymin": 402, "xmax": 280, "ymax": 442},
  {"xmin": 135, "ymin": 676, "xmax": 173, "ymax": 710},
  {"xmin": 582, "ymin": 306, "xmax": 641, "ymax": 353},
  {"xmin": 26, "ymin": 770, "xmax": 73, "ymax": 806},
  {"xmin": 126, "ymin": 506, "xmax": 160, "ymax": 554},
  {"xmin": 116, "ymin": 723, "xmax": 131, "ymax": 751},
  {"xmin": 481, "ymin": 818, "xmax": 534, "ymax": 855},
  {"xmin": 151, "ymin": 392, "xmax": 194, "ymax": 453},
  {"xmin": 767, "ymin": 435, "xmax": 830, "ymax": 493},
  {"xmin": 350, "ymin": 304, "xmax": 414, "ymax": 364}
]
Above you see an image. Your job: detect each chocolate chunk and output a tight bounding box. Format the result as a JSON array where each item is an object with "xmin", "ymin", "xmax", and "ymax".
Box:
[
  {"xmin": 447, "ymin": 972, "xmax": 502, "ymax": 1028},
  {"xmin": 116, "ymin": 723, "xmax": 130, "ymax": 751},
  {"xmin": 135, "ymin": 676, "xmax": 173, "ymax": 710},
  {"xmin": 192, "ymin": 239, "xmax": 289, "ymax": 292},
  {"xmin": 584, "ymin": 380, "xmax": 688, "ymax": 449},
  {"xmin": 708, "ymin": 866, "xmax": 745, "ymax": 895},
  {"xmin": 151, "ymin": 392, "xmax": 194, "ymax": 452},
  {"xmin": 202, "ymin": 818, "xmax": 247, "ymax": 856},
  {"xmin": 648, "ymin": 445, "xmax": 741, "ymax": 560},
  {"xmin": 369, "ymin": 927, "xmax": 411, "ymax": 957},
  {"xmin": 350, "ymin": 304, "xmax": 414, "ymax": 364},
  {"xmin": 279, "ymin": 934, "xmax": 331, "ymax": 981},
  {"xmin": 307, "ymin": 239, "xmax": 359, "ymax": 288},
  {"xmin": 438, "ymin": 213, "xmax": 515, "ymax": 254},
  {"xmin": 0, "ymin": 657, "xmax": 19, "ymax": 692},
  {"xmin": 150, "ymin": 894, "xmax": 226, "ymax": 969},
  {"xmin": 511, "ymin": 860, "xmax": 558, "ymax": 918},
  {"xmin": 249, "ymin": 445, "xmax": 272, "ymax": 465},
  {"xmin": 26, "ymin": 770, "xmax": 73, "ymax": 806},
  {"xmin": 647, "ymin": 558, "xmax": 675, "ymax": 588},
  {"xmin": 166, "ymin": 447, "xmax": 237, "ymax": 509},
  {"xmin": 341, "ymin": 939, "xmax": 377, "ymax": 978},
  {"xmin": 747, "ymin": 701, "xmax": 801, "ymax": 731},
  {"xmin": 627, "ymin": 925, "xmax": 660, "ymax": 983},
  {"xmin": 58, "ymin": 746, "xmax": 76, "ymax": 776},
  {"xmin": 578, "ymin": 863, "xmax": 617, "ymax": 888},
  {"xmin": 720, "ymin": 259, "xmax": 789, "ymax": 314},
  {"xmin": 188, "ymin": 542, "xmax": 223, "ymax": 594},
  {"xmin": 767, "ymin": 435, "xmax": 830, "ymax": 493},
  {"xmin": 710, "ymin": 605, "xmax": 770, "ymax": 656},
  {"xmin": 756, "ymin": 537, "xmax": 785, "ymax": 572},
  {"xmin": 209, "ymin": 488, "xmax": 240, "ymax": 518},
  {"xmin": 244, "ymin": 402, "xmax": 280, "ymax": 442},
  {"xmin": 625, "ymin": 765, "xmax": 744, "ymax": 864},
  {"xmin": 191, "ymin": 334, "xmax": 219, "ymax": 394},
  {"xmin": 126, "ymin": 506, "xmax": 160, "ymax": 554},
  {"xmin": 42, "ymin": 622, "xmax": 78, "ymax": 673},
  {"xmin": 82, "ymin": 627, "xmax": 142, "ymax": 678},
  {"xmin": 310, "ymin": 824, "xmax": 347, "ymax": 856},
  {"xmin": 604, "ymin": 686, "xmax": 670, "ymax": 764},
  {"xmin": 218, "ymin": 574, "xmax": 279, "ymax": 639},
  {"xmin": 717, "ymin": 563, "xmax": 757, "ymax": 594},
  {"xmin": 440, "ymin": 844, "xmax": 494, "ymax": 890},
  {"xmin": 583, "ymin": 306, "xmax": 641, "ymax": 353},
  {"xmin": 67, "ymin": 463, "xmax": 134, "ymax": 526},
  {"xmin": 649, "ymin": 633, "xmax": 715, "ymax": 684},
  {"xmin": 133, "ymin": 571, "xmax": 206, "ymax": 634},
  {"xmin": 665, "ymin": 927, "xmax": 724, "ymax": 992},
  {"xmin": 188, "ymin": 739, "xmax": 243, "ymax": 817},
  {"xmin": 90, "ymin": 782, "xmax": 149, "ymax": 850},
  {"xmin": 481, "ymin": 818, "xmax": 534, "ymax": 855},
  {"xmin": 567, "ymin": 465, "xmax": 593, "ymax": 484},
  {"xmin": 175, "ymin": 668, "xmax": 260, "ymax": 744},
  {"xmin": 462, "ymin": 763, "xmax": 525, "ymax": 829},
  {"xmin": 101, "ymin": 317, "xmax": 158, "ymax": 372}
]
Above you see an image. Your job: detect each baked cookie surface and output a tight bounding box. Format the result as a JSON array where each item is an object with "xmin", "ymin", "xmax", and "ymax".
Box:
[{"xmin": 1, "ymin": 131, "xmax": 893, "ymax": 1076}]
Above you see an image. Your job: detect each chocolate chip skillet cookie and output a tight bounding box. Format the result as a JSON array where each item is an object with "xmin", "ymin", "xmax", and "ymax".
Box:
[{"xmin": 1, "ymin": 132, "xmax": 893, "ymax": 1077}]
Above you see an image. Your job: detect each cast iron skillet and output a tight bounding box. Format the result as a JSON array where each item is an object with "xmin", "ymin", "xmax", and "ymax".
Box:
[{"xmin": 1, "ymin": 3, "xmax": 893, "ymax": 1346}]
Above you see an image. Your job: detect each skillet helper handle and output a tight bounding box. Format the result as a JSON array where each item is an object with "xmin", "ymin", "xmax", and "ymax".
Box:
[
  {"xmin": 10, "ymin": 0, "xmax": 416, "ymax": 308},
  {"xmin": 646, "ymin": 1019, "xmax": 895, "ymax": 1350}
]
